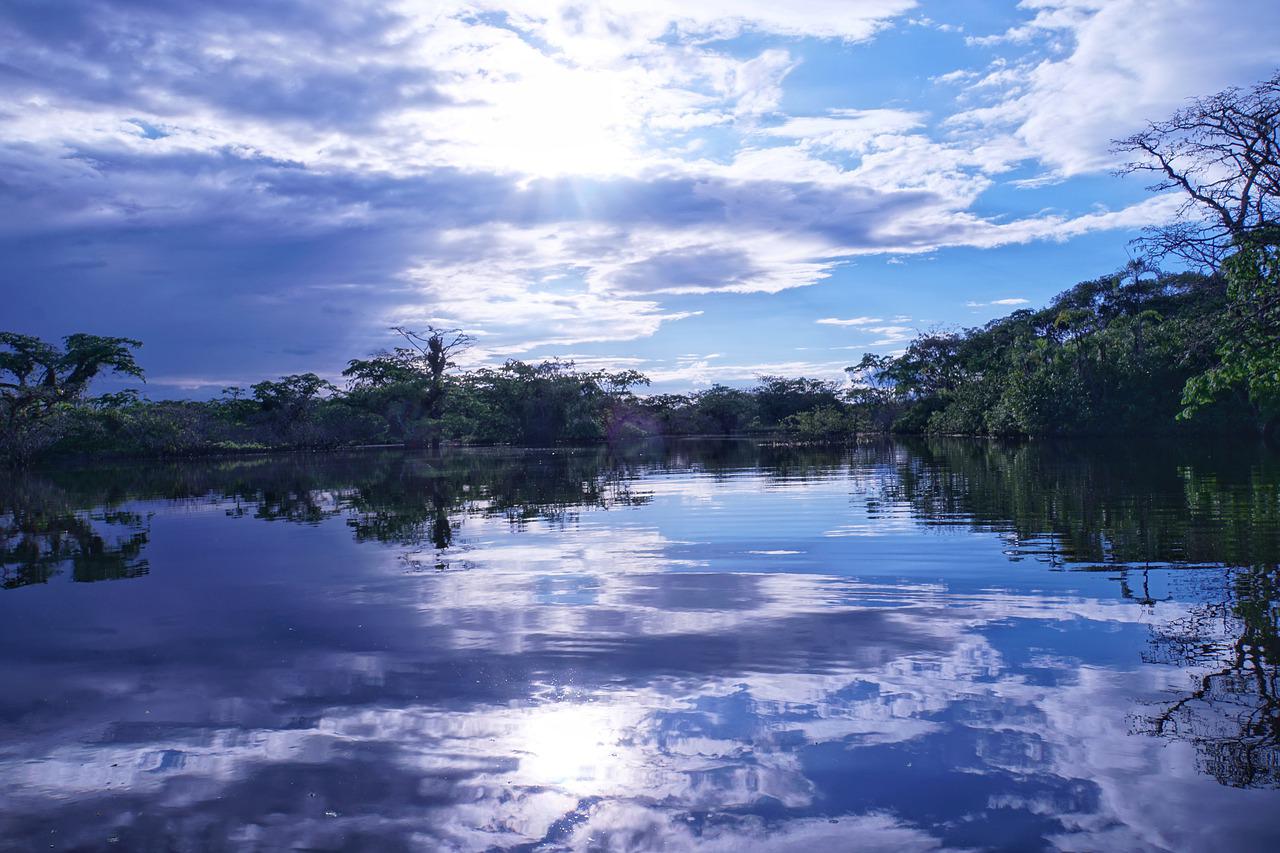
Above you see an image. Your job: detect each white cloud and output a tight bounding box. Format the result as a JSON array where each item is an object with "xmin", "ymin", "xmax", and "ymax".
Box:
[
  {"xmin": 730, "ymin": 49, "xmax": 799, "ymax": 117},
  {"xmin": 863, "ymin": 325, "xmax": 915, "ymax": 345},
  {"xmin": 967, "ymin": 297, "xmax": 1031, "ymax": 308},
  {"xmin": 953, "ymin": 0, "xmax": 1280, "ymax": 176},
  {"xmin": 472, "ymin": 0, "xmax": 920, "ymax": 50},
  {"xmin": 932, "ymin": 68, "xmax": 978, "ymax": 85},
  {"xmin": 645, "ymin": 358, "xmax": 853, "ymax": 385},
  {"xmin": 817, "ymin": 316, "xmax": 883, "ymax": 326},
  {"xmin": 392, "ymin": 226, "xmax": 704, "ymax": 355},
  {"xmin": 764, "ymin": 108, "xmax": 926, "ymax": 152}
]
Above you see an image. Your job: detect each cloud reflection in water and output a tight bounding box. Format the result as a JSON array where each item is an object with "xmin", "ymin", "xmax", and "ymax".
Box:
[{"xmin": 1, "ymin": 440, "xmax": 1278, "ymax": 851}]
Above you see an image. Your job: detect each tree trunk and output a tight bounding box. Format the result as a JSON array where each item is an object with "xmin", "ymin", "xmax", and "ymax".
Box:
[{"xmin": 1263, "ymin": 413, "xmax": 1280, "ymax": 444}]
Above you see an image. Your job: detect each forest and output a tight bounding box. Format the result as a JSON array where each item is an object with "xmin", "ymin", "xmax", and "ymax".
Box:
[{"xmin": 2, "ymin": 72, "xmax": 1277, "ymax": 465}]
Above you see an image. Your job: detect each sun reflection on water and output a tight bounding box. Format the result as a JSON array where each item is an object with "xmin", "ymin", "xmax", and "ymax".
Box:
[{"xmin": 514, "ymin": 702, "xmax": 631, "ymax": 794}]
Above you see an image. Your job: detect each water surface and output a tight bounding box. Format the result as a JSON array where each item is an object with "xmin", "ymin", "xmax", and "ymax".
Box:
[{"xmin": 2, "ymin": 439, "xmax": 1279, "ymax": 851}]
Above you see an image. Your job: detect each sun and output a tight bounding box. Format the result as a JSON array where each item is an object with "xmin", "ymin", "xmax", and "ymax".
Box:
[
  {"xmin": 502, "ymin": 67, "xmax": 640, "ymax": 177},
  {"xmin": 421, "ymin": 54, "xmax": 644, "ymax": 180}
]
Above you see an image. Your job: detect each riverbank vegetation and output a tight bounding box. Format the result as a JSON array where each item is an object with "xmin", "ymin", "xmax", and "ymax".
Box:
[
  {"xmin": 0, "ymin": 336, "xmax": 857, "ymax": 462},
  {"xmin": 3, "ymin": 72, "xmax": 1277, "ymax": 465}
]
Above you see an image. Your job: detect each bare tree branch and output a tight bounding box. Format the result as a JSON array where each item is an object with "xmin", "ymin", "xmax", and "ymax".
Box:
[{"xmin": 1114, "ymin": 71, "xmax": 1280, "ymax": 270}]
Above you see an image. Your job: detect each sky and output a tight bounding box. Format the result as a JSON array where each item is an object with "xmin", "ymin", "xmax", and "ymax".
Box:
[{"xmin": 2, "ymin": 0, "xmax": 1278, "ymax": 396}]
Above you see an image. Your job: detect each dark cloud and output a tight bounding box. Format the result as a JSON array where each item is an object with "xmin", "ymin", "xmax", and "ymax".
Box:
[
  {"xmin": 517, "ymin": 174, "xmax": 938, "ymax": 247},
  {"xmin": 0, "ymin": 0, "xmax": 448, "ymax": 131},
  {"xmin": 613, "ymin": 245, "xmax": 762, "ymax": 292}
]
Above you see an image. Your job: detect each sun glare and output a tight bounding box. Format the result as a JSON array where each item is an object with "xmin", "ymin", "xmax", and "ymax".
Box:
[
  {"xmin": 515, "ymin": 702, "xmax": 632, "ymax": 793},
  {"xmin": 487, "ymin": 67, "xmax": 640, "ymax": 178}
]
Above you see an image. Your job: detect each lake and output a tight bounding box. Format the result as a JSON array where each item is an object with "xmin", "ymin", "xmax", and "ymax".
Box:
[{"xmin": 2, "ymin": 438, "xmax": 1278, "ymax": 852}]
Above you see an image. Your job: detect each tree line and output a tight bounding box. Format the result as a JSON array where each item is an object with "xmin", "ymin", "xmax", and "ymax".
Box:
[
  {"xmin": 3, "ymin": 71, "xmax": 1278, "ymax": 464},
  {"xmin": 0, "ymin": 328, "xmax": 860, "ymax": 464}
]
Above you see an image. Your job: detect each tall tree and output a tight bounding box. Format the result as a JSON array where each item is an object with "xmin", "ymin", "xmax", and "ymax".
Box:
[
  {"xmin": 0, "ymin": 332, "xmax": 144, "ymax": 464},
  {"xmin": 1115, "ymin": 71, "xmax": 1279, "ymax": 269},
  {"xmin": 1116, "ymin": 71, "xmax": 1280, "ymax": 434},
  {"xmin": 344, "ymin": 326, "xmax": 472, "ymax": 449}
]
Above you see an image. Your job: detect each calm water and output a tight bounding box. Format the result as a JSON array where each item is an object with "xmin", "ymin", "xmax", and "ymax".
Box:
[{"xmin": 2, "ymin": 438, "xmax": 1279, "ymax": 852}]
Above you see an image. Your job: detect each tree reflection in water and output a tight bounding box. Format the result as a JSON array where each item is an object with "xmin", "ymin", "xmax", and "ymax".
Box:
[
  {"xmin": 1, "ymin": 476, "xmax": 149, "ymax": 589},
  {"xmin": 1135, "ymin": 565, "xmax": 1280, "ymax": 788},
  {"xmin": 870, "ymin": 437, "xmax": 1280, "ymax": 790}
]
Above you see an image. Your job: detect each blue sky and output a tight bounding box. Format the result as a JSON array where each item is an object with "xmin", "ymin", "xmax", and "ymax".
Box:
[{"xmin": 2, "ymin": 0, "xmax": 1278, "ymax": 395}]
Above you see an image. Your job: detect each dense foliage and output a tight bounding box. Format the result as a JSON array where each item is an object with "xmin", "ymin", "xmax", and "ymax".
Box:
[
  {"xmin": 0, "ymin": 332, "xmax": 144, "ymax": 463},
  {"xmin": 0, "ymin": 340, "xmax": 863, "ymax": 464},
  {"xmin": 851, "ymin": 263, "xmax": 1266, "ymax": 437},
  {"xmin": 1179, "ymin": 234, "xmax": 1280, "ymax": 424}
]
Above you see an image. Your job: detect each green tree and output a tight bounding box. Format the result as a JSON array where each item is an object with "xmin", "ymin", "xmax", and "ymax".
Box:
[
  {"xmin": 752, "ymin": 375, "xmax": 843, "ymax": 428},
  {"xmin": 779, "ymin": 405, "xmax": 859, "ymax": 441},
  {"xmin": 692, "ymin": 384, "xmax": 757, "ymax": 434},
  {"xmin": 0, "ymin": 332, "xmax": 143, "ymax": 464},
  {"xmin": 343, "ymin": 326, "xmax": 471, "ymax": 449},
  {"xmin": 1180, "ymin": 235, "xmax": 1280, "ymax": 432},
  {"xmin": 1116, "ymin": 71, "xmax": 1279, "ymax": 434},
  {"xmin": 453, "ymin": 360, "xmax": 648, "ymax": 445},
  {"xmin": 251, "ymin": 373, "xmax": 336, "ymax": 441}
]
